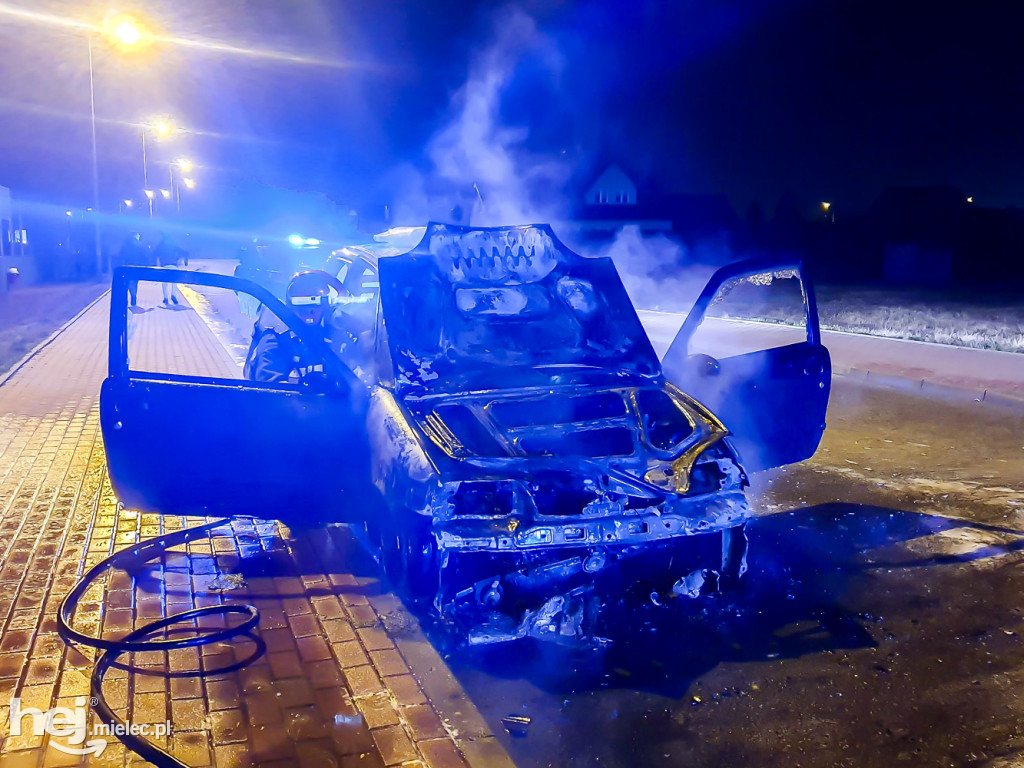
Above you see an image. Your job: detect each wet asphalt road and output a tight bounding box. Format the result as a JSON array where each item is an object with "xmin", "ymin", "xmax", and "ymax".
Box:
[{"xmin": 441, "ymin": 379, "xmax": 1024, "ymax": 768}]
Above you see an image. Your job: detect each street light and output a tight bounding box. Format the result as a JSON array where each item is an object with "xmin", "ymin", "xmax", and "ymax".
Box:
[
  {"xmin": 167, "ymin": 160, "xmax": 196, "ymax": 215},
  {"xmin": 84, "ymin": 12, "xmax": 153, "ymax": 273},
  {"xmin": 101, "ymin": 12, "xmax": 150, "ymax": 51},
  {"xmin": 140, "ymin": 118, "xmax": 180, "ymax": 218},
  {"xmin": 160, "ymin": 189, "xmax": 171, "ymax": 199}
]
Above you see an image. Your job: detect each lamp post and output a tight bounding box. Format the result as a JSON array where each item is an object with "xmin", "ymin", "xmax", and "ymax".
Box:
[
  {"xmin": 87, "ymin": 12, "xmax": 152, "ymax": 270},
  {"xmin": 141, "ymin": 120, "xmax": 175, "ymax": 218},
  {"xmin": 168, "ymin": 158, "xmax": 193, "ymax": 215},
  {"xmin": 87, "ymin": 37, "xmax": 101, "ymax": 274}
]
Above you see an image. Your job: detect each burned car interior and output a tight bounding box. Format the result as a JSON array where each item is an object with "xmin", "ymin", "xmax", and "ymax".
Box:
[{"xmin": 100, "ymin": 223, "xmax": 831, "ymax": 646}]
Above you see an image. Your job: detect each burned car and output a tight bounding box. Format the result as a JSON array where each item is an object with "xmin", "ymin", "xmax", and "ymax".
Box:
[{"xmin": 101, "ymin": 223, "xmax": 830, "ymax": 644}]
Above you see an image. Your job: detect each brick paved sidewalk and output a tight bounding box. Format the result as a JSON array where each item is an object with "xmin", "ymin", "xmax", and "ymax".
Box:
[{"xmin": 0, "ymin": 283, "xmax": 513, "ymax": 768}]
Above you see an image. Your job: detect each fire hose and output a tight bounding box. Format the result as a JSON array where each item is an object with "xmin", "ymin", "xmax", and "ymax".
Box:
[{"xmin": 57, "ymin": 517, "xmax": 265, "ymax": 768}]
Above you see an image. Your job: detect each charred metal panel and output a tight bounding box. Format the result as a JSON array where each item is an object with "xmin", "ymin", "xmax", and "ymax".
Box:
[{"xmin": 378, "ymin": 223, "xmax": 661, "ymax": 394}]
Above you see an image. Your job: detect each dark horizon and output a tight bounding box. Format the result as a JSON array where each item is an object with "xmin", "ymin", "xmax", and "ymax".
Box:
[{"xmin": 1, "ymin": 0, "xmax": 1022, "ymax": 221}]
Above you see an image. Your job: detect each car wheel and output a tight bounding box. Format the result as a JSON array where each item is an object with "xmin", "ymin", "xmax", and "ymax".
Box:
[
  {"xmin": 375, "ymin": 511, "xmax": 438, "ymax": 602},
  {"xmin": 378, "ymin": 524, "xmax": 406, "ymax": 588},
  {"xmin": 402, "ymin": 519, "xmax": 439, "ymax": 601}
]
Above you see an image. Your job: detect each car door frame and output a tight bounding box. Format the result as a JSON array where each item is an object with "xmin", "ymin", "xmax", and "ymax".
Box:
[
  {"xmin": 102, "ymin": 266, "xmax": 374, "ymax": 521},
  {"xmin": 661, "ymin": 257, "xmax": 831, "ymax": 473},
  {"xmin": 668, "ymin": 256, "xmax": 823, "ymax": 354}
]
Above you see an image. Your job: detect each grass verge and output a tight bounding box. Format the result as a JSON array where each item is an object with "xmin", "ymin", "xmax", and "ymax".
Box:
[{"xmin": 0, "ymin": 282, "xmax": 109, "ymax": 375}]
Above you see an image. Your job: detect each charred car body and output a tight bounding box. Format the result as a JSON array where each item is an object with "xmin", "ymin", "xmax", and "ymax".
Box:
[{"xmin": 101, "ymin": 224, "xmax": 831, "ymax": 645}]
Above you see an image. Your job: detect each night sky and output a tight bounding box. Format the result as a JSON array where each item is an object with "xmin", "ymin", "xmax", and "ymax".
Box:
[{"xmin": 0, "ymin": 0, "xmax": 1021, "ymax": 221}]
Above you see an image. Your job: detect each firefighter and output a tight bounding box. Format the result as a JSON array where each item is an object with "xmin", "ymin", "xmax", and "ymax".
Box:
[{"xmin": 243, "ymin": 270, "xmax": 345, "ymax": 383}]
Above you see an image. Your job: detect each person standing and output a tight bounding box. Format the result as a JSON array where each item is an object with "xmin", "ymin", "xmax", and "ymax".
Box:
[
  {"xmin": 117, "ymin": 232, "xmax": 148, "ymax": 307},
  {"xmin": 153, "ymin": 233, "xmax": 189, "ymax": 306}
]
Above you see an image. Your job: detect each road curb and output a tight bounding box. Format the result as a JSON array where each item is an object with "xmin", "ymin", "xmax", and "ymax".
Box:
[
  {"xmin": 367, "ymin": 592, "xmax": 518, "ymax": 768},
  {"xmin": 0, "ymin": 285, "xmax": 110, "ymax": 389},
  {"xmin": 834, "ymin": 365, "xmax": 1024, "ymax": 412}
]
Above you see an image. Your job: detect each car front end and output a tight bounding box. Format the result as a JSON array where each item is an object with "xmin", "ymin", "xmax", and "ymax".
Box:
[{"xmin": 370, "ymin": 376, "xmax": 751, "ymax": 645}]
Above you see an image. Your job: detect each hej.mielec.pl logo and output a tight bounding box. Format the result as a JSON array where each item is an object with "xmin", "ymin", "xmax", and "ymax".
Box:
[{"xmin": 9, "ymin": 695, "xmax": 171, "ymax": 756}]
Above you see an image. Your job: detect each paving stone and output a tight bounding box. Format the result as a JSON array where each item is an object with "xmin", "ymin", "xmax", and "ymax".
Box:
[
  {"xmin": 371, "ymin": 724, "xmax": 419, "ymax": 766},
  {"xmin": 355, "ymin": 692, "xmax": 402, "ymax": 729},
  {"xmin": 418, "ymin": 738, "xmax": 470, "ymax": 768},
  {"xmin": 210, "ymin": 708, "xmax": 247, "ymax": 745},
  {"xmin": 369, "ymin": 649, "xmax": 409, "ymax": 678}
]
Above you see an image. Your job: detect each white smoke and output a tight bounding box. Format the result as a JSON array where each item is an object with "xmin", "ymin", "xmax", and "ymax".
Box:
[
  {"xmin": 588, "ymin": 226, "xmax": 719, "ymax": 315},
  {"xmin": 388, "ymin": 4, "xmax": 735, "ymax": 319},
  {"xmin": 391, "ymin": 6, "xmax": 570, "ymax": 226}
]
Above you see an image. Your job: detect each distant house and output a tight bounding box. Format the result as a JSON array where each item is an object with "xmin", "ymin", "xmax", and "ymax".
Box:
[
  {"xmin": 565, "ymin": 164, "xmax": 738, "ymax": 261},
  {"xmin": 0, "ymin": 185, "xmax": 25, "ymax": 293},
  {"xmin": 585, "ymin": 165, "xmax": 637, "ymax": 205}
]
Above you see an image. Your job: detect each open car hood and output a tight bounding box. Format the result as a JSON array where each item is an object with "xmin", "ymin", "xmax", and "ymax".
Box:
[{"xmin": 378, "ymin": 223, "xmax": 662, "ymax": 395}]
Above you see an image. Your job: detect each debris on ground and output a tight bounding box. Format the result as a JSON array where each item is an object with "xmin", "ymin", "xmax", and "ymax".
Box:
[{"xmin": 501, "ymin": 715, "xmax": 531, "ymax": 737}]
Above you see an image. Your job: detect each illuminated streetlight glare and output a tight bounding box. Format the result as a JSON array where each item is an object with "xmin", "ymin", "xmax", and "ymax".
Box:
[
  {"xmin": 182, "ymin": 178, "xmax": 195, "ymax": 190},
  {"xmin": 113, "ymin": 20, "xmax": 140, "ymax": 46},
  {"xmin": 152, "ymin": 121, "xmax": 172, "ymax": 137},
  {"xmin": 124, "ymin": 199, "xmax": 133, "ymax": 207},
  {"xmin": 160, "ymin": 189, "xmax": 171, "ymax": 199},
  {"xmin": 144, "ymin": 190, "xmax": 155, "ymax": 199},
  {"xmin": 821, "ymin": 201, "xmax": 831, "ymax": 211},
  {"xmin": 101, "ymin": 12, "xmax": 150, "ymax": 50},
  {"xmin": 176, "ymin": 158, "xmax": 192, "ymax": 172}
]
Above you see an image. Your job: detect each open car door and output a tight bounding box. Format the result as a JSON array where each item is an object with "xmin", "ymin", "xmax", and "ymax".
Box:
[
  {"xmin": 100, "ymin": 267, "xmax": 377, "ymax": 523},
  {"xmin": 661, "ymin": 258, "xmax": 831, "ymax": 473}
]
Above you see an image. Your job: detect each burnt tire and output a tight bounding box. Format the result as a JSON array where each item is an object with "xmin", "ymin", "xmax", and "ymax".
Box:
[
  {"xmin": 375, "ymin": 510, "xmax": 438, "ymax": 602},
  {"xmin": 402, "ymin": 520, "xmax": 439, "ymax": 601}
]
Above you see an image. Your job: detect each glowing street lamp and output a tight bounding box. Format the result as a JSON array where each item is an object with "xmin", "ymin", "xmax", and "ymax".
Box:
[
  {"xmin": 167, "ymin": 161, "xmax": 196, "ymax": 215},
  {"xmin": 160, "ymin": 189, "xmax": 171, "ymax": 200},
  {"xmin": 81, "ymin": 11, "xmax": 152, "ymax": 269},
  {"xmin": 821, "ymin": 201, "xmax": 831, "ymax": 211},
  {"xmin": 101, "ymin": 12, "xmax": 150, "ymax": 51},
  {"xmin": 144, "ymin": 190, "xmax": 155, "ymax": 199},
  {"xmin": 124, "ymin": 199, "xmax": 133, "ymax": 207},
  {"xmin": 113, "ymin": 21, "xmax": 141, "ymax": 46},
  {"xmin": 139, "ymin": 118, "xmax": 181, "ymax": 218}
]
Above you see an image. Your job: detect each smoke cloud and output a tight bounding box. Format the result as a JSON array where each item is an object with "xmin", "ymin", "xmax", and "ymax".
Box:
[
  {"xmin": 389, "ymin": 4, "xmax": 735, "ymax": 323},
  {"xmin": 390, "ymin": 6, "xmax": 570, "ymax": 226},
  {"xmin": 589, "ymin": 226, "xmax": 719, "ymax": 315}
]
